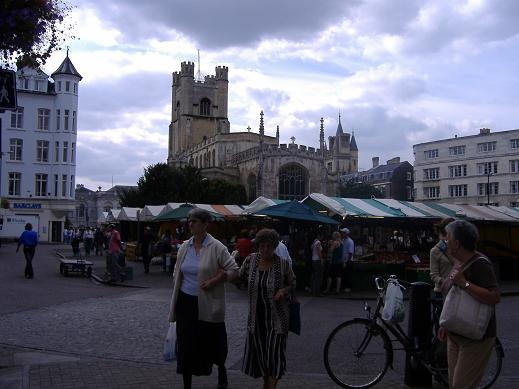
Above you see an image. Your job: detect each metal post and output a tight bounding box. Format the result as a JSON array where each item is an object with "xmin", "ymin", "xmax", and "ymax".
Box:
[{"xmin": 405, "ymin": 282, "xmax": 432, "ymax": 387}]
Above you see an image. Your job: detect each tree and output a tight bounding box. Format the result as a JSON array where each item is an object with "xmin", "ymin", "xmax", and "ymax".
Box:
[
  {"xmin": 118, "ymin": 163, "xmax": 247, "ymax": 207},
  {"xmin": 0, "ymin": 0, "xmax": 74, "ymax": 68},
  {"xmin": 338, "ymin": 179, "xmax": 385, "ymax": 199}
]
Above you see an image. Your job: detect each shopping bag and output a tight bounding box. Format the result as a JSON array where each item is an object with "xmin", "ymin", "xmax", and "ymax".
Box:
[
  {"xmin": 163, "ymin": 322, "xmax": 177, "ymax": 361},
  {"xmin": 382, "ymin": 279, "xmax": 405, "ymax": 323},
  {"xmin": 439, "ymin": 285, "xmax": 493, "ymax": 340},
  {"xmin": 288, "ymin": 293, "xmax": 301, "ymax": 335}
]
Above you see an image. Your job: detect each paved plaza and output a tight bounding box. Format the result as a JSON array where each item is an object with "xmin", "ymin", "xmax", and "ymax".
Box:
[{"xmin": 0, "ymin": 242, "xmax": 518, "ymax": 388}]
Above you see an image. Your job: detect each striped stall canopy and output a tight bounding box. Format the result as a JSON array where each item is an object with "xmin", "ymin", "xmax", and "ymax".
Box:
[
  {"xmin": 158, "ymin": 203, "xmax": 246, "ymax": 219},
  {"xmin": 302, "ymin": 193, "xmax": 519, "ymax": 222},
  {"xmin": 141, "ymin": 205, "xmax": 167, "ymax": 221},
  {"xmin": 241, "ymin": 196, "xmax": 290, "ymax": 214},
  {"xmin": 117, "ymin": 207, "xmax": 143, "ymax": 221}
]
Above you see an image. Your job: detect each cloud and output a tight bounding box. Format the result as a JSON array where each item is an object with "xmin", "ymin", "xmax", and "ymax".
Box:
[{"xmin": 74, "ymin": 0, "xmax": 357, "ymax": 48}]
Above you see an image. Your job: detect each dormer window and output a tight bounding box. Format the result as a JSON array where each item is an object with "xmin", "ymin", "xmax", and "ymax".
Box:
[{"xmin": 200, "ymin": 98, "xmax": 210, "ymax": 116}]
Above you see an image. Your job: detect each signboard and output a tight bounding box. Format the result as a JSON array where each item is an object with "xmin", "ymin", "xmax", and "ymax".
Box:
[
  {"xmin": 13, "ymin": 203, "xmax": 42, "ymax": 209},
  {"xmin": 0, "ymin": 214, "xmax": 39, "ymax": 239},
  {"xmin": 0, "ymin": 69, "xmax": 17, "ymax": 110}
]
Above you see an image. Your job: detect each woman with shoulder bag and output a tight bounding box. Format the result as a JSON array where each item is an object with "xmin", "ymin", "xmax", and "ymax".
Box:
[
  {"xmin": 438, "ymin": 220, "xmax": 500, "ymax": 389},
  {"xmin": 168, "ymin": 209, "xmax": 239, "ymax": 389}
]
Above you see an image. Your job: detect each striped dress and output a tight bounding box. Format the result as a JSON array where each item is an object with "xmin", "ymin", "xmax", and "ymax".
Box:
[{"xmin": 240, "ymin": 253, "xmax": 296, "ymax": 379}]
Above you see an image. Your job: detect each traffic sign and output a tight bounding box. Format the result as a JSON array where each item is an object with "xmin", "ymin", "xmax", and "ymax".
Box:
[{"xmin": 0, "ymin": 69, "xmax": 17, "ymax": 110}]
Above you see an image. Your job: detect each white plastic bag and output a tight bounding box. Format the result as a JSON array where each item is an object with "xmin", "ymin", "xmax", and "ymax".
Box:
[
  {"xmin": 382, "ymin": 280, "xmax": 405, "ymax": 323},
  {"xmin": 163, "ymin": 322, "xmax": 177, "ymax": 361}
]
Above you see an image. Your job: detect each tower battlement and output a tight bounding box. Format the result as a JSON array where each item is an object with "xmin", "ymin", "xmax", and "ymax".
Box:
[
  {"xmin": 215, "ymin": 66, "xmax": 228, "ymax": 81},
  {"xmin": 180, "ymin": 61, "xmax": 195, "ymax": 77}
]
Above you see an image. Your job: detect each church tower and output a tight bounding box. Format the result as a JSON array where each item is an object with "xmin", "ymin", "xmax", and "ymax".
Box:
[
  {"xmin": 327, "ymin": 115, "xmax": 358, "ymax": 174},
  {"xmin": 168, "ymin": 61, "xmax": 230, "ymax": 166}
]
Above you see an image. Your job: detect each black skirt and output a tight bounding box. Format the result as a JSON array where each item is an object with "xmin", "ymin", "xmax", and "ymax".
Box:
[{"xmin": 175, "ymin": 290, "xmax": 228, "ymax": 376}]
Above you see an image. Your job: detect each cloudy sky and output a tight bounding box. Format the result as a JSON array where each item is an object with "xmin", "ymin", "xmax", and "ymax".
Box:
[{"xmin": 40, "ymin": 0, "xmax": 519, "ymax": 191}]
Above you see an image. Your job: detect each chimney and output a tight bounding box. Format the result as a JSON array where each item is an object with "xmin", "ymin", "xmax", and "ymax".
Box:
[
  {"xmin": 372, "ymin": 157, "xmax": 379, "ymax": 168},
  {"xmin": 480, "ymin": 128, "xmax": 491, "ymax": 135},
  {"xmin": 386, "ymin": 157, "xmax": 401, "ymax": 165}
]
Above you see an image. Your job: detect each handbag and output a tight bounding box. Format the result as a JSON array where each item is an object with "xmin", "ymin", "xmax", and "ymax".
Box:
[
  {"xmin": 288, "ymin": 293, "xmax": 301, "ymax": 335},
  {"xmin": 439, "ymin": 285, "xmax": 493, "ymax": 340},
  {"xmin": 163, "ymin": 322, "xmax": 177, "ymax": 361}
]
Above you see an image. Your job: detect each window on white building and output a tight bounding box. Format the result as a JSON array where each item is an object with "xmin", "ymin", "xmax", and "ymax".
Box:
[
  {"xmin": 10, "ymin": 107, "xmax": 24, "ymax": 128},
  {"xmin": 54, "ymin": 174, "xmax": 59, "ymax": 196},
  {"xmin": 63, "ymin": 141, "xmax": 68, "ymax": 162},
  {"xmin": 449, "ymin": 145, "xmax": 466, "ymax": 156},
  {"xmin": 510, "ymin": 160, "xmax": 519, "ymax": 173},
  {"xmin": 70, "ymin": 175, "xmax": 75, "ymax": 197},
  {"xmin": 511, "ymin": 181, "xmax": 519, "ymax": 194},
  {"xmin": 8, "ymin": 172, "xmax": 21, "ymax": 196},
  {"xmin": 423, "ymin": 167, "xmax": 439, "ymax": 180},
  {"xmin": 35, "ymin": 173, "xmax": 48, "ymax": 196},
  {"xmin": 477, "ymin": 161, "xmax": 498, "ymax": 175},
  {"xmin": 448, "ymin": 164, "xmax": 467, "ymax": 177},
  {"xmin": 424, "ymin": 149, "xmax": 439, "ymax": 159},
  {"xmin": 423, "ymin": 186, "xmax": 440, "ymax": 199},
  {"xmin": 62, "ymin": 174, "xmax": 67, "ymax": 197},
  {"xmin": 478, "ymin": 182, "xmax": 499, "ymax": 196},
  {"xmin": 66, "ymin": 81, "xmax": 70, "ymax": 92},
  {"xmin": 73, "ymin": 83, "xmax": 77, "ymax": 93},
  {"xmin": 72, "ymin": 111, "xmax": 76, "ymax": 131},
  {"xmin": 9, "ymin": 138, "xmax": 23, "ymax": 161},
  {"xmin": 71, "ymin": 142, "xmax": 76, "ymax": 162},
  {"xmin": 57, "ymin": 81, "xmax": 61, "ymax": 91},
  {"xmin": 510, "ymin": 201, "xmax": 519, "ymax": 208},
  {"xmin": 37, "ymin": 108, "xmax": 50, "ymax": 130},
  {"xmin": 477, "ymin": 141, "xmax": 496, "ymax": 153},
  {"xmin": 449, "ymin": 184, "xmax": 467, "ymax": 197},
  {"xmin": 36, "ymin": 140, "xmax": 49, "ymax": 162},
  {"xmin": 56, "ymin": 109, "xmax": 60, "ymax": 130},
  {"xmin": 511, "ymin": 139, "xmax": 519, "ymax": 149},
  {"xmin": 64, "ymin": 109, "xmax": 69, "ymax": 131},
  {"xmin": 55, "ymin": 142, "xmax": 59, "ymax": 162}
]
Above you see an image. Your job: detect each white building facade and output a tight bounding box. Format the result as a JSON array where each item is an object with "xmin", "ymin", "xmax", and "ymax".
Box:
[
  {"xmin": 413, "ymin": 128, "xmax": 519, "ymax": 207},
  {"xmin": 0, "ymin": 54, "xmax": 82, "ymax": 241}
]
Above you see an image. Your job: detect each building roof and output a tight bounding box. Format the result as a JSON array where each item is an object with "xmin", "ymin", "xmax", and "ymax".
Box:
[
  {"xmin": 350, "ymin": 132, "xmax": 358, "ymax": 151},
  {"xmin": 52, "ymin": 54, "xmax": 82, "ymax": 80}
]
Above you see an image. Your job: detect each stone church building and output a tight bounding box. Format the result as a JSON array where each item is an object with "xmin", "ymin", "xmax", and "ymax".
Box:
[{"xmin": 167, "ymin": 61, "xmax": 358, "ymax": 202}]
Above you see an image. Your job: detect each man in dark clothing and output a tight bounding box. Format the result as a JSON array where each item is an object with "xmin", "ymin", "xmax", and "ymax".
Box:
[
  {"xmin": 16, "ymin": 223, "xmax": 39, "ymax": 279},
  {"xmin": 140, "ymin": 227, "xmax": 154, "ymax": 274}
]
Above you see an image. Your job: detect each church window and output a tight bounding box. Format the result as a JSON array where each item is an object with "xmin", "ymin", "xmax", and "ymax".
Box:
[
  {"xmin": 212, "ymin": 150, "xmax": 216, "ymax": 166},
  {"xmin": 200, "ymin": 98, "xmax": 210, "ymax": 116},
  {"xmin": 278, "ymin": 164, "xmax": 308, "ymax": 200}
]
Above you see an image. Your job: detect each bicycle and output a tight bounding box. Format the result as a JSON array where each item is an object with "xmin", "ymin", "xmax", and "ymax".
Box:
[{"xmin": 323, "ymin": 276, "xmax": 504, "ymax": 388}]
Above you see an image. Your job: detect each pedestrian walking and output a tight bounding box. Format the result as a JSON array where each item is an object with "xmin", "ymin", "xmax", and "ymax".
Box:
[
  {"xmin": 340, "ymin": 227, "xmax": 354, "ymax": 292},
  {"xmin": 168, "ymin": 208, "xmax": 238, "ymax": 389},
  {"xmin": 239, "ymin": 228, "xmax": 296, "ymax": 389},
  {"xmin": 323, "ymin": 231, "xmax": 343, "ymax": 294},
  {"xmin": 16, "ymin": 223, "xmax": 38, "ymax": 279},
  {"xmin": 438, "ymin": 220, "xmax": 500, "ymax": 389},
  {"xmin": 310, "ymin": 233, "xmax": 324, "ymax": 296},
  {"xmin": 140, "ymin": 226, "xmax": 154, "ymax": 274}
]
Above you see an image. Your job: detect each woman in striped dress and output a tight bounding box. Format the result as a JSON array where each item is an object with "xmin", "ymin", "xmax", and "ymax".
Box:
[{"xmin": 239, "ymin": 228, "xmax": 296, "ymax": 389}]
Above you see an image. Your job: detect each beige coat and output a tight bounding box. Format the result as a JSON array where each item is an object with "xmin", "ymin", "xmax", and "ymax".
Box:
[
  {"xmin": 429, "ymin": 241, "xmax": 455, "ymax": 292},
  {"xmin": 168, "ymin": 233, "xmax": 238, "ymax": 323}
]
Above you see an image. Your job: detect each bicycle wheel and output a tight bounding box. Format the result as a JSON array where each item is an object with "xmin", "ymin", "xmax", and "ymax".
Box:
[
  {"xmin": 478, "ymin": 338, "xmax": 504, "ymax": 389},
  {"xmin": 324, "ymin": 318, "xmax": 392, "ymax": 388}
]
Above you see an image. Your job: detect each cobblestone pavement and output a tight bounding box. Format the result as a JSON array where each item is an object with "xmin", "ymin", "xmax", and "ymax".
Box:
[{"xmin": 1, "ymin": 242, "xmax": 518, "ymax": 388}]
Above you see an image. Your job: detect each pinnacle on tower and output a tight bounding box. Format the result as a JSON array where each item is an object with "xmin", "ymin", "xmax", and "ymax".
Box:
[
  {"xmin": 259, "ymin": 111, "xmax": 264, "ymax": 137},
  {"xmin": 320, "ymin": 117, "xmax": 324, "ymax": 147}
]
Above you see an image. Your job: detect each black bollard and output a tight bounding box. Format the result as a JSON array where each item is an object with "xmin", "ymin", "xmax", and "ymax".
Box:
[{"xmin": 405, "ymin": 282, "xmax": 432, "ymax": 387}]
